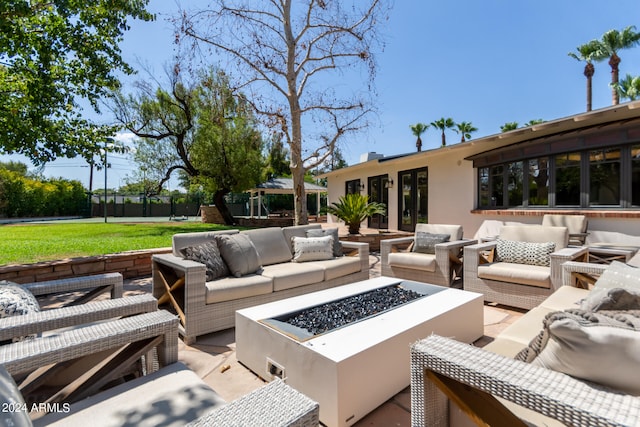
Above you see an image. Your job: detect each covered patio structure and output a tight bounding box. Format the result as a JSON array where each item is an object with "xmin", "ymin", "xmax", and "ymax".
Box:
[{"xmin": 246, "ymin": 177, "xmax": 327, "ymax": 219}]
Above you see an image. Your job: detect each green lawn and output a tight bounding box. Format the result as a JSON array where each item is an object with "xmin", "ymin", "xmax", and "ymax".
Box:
[{"xmin": 0, "ymin": 222, "xmax": 237, "ymax": 265}]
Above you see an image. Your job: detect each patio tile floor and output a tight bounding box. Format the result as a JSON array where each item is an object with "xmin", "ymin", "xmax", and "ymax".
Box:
[{"xmin": 123, "ymin": 250, "xmax": 525, "ymax": 426}]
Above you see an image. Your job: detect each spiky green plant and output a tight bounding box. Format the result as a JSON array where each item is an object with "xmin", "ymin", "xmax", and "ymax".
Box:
[{"xmin": 327, "ymin": 193, "xmax": 386, "ymax": 234}]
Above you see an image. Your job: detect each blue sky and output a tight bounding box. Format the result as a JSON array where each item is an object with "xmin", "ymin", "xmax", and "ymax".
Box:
[{"xmin": 4, "ymin": 0, "xmax": 640, "ymax": 190}]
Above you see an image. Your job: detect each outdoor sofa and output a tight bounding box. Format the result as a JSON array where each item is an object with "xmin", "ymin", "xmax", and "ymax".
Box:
[
  {"xmin": 411, "ymin": 258, "xmax": 640, "ymax": 426},
  {"xmin": 152, "ymin": 224, "xmax": 369, "ymax": 343}
]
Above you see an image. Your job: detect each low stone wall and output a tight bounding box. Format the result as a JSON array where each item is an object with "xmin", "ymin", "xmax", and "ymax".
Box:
[{"xmin": 0, "ymin": 248, "xmax": 172, "ymax": 284}]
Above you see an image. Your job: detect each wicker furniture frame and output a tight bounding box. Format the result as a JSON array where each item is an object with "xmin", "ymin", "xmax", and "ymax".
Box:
[
  {"xmin": 152, "ymin": 241, "xmax": 369, "ymax": 344},
  {"xmin": 463, "ymin": 226, "xmax": 588, "ymax": 310},
  {"xmin": 381, "ymin": 224, "xmax": 476, "ymax": 287},
  {"xmin": 410, "ymin": 335, "xmax": 640, "ymax": 427},
  {"xmin": 21, "ymin": 272, "xmax": 124, "ymax": 307}
]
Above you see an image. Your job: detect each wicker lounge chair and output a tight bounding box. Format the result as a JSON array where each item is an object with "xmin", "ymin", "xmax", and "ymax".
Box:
[
  {"xmin": 381, "ymin": 224, "xmax": 476, "ymax": 287},
  {"xmin": 410, "ymin": 335, "xmax": 640, "ymax": 427},
  {"xmin": 541, "ymin": 214, "xmax": 589, "ymax": 246},
  {"xmin": 0, "ymin": 295, "xmax": 319, "ymax": 427},
  {"xmin": 464, "ymin": 225, "xmax": 587, "ymax": 309}
]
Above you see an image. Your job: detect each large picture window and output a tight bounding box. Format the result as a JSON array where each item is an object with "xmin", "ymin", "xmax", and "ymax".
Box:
[{"xmin": 476, "ymin": 145, "xmax": 639, "ymax": 209}]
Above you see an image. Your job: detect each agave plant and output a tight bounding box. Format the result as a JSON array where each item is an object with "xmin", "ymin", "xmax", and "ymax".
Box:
[{"xmin": 327, "ymin": 193, "xmax": 386, "ymax": 235}]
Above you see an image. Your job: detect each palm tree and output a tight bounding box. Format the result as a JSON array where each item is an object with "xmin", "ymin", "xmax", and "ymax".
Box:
[
  {"xmin": 431, "ymin": 117, "xmax": 455, "ymax": 146},
  {"xmin": 568, "ymin": 40, "xmax": 602, "ymax": 111},
  {"xmin": 410, "ymin": 123, "xmax": 429, "ymax": 152},
  {"xmin": 327, "ymin": 193, "xmax": 386, "ymax": 235},
  {"xmin": 455, "ymin": 121, "xmax": 478, "ymax": 142},
  {"xmin": 594, "ymin": 25, "xmax": 640, "ymax": 105},
  {"xmin": 500, "ymin": 122, "xmax": 518, "ymax": 132},
  {"xmin": 613, "ymin": 74, "xmax": 640, "ymax": 101},
  {"xmin": 524, "ymin": 119, "xmax": 545, "ymax": 127}
]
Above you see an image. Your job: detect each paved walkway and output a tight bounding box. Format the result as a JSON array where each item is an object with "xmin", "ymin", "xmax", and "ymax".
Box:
[{"xmin": 122, "ymin": 253, "xmax": 524, "ymax": 426}]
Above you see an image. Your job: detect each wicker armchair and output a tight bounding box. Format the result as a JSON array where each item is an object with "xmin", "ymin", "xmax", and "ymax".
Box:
[
  {"xmin": 464, "ymin": 225, "xmax": 587, "ymax": 309},
  {"xmin": 410, "ymin": 335, "xmax": 640, "ymax": 427},
  {"xmin": 381, "ymin": 224, "xmax": 476, "ymax": 287},
  {"xmin": 20, "ymin": 272, "xmax": 124, "ymax": 307},
  {"xmin": 542, "ymin": 214, "xmax": 589, "ymax": 246}
]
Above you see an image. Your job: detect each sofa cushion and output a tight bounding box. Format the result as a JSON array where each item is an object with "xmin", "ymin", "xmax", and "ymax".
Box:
[
  {"xmin": 499, "ymin": 225, "xmax": 568, "ymax": 250},
  {"xmin": 415, "ymin": 224, "xmax": 463, "ymax": 240},
  {"xmin": 387, "ymin": 252, "xmax": 437, "ymax": 272},
  {"xmin": 306, "ymin": 228, "xmax": 342, "ymax": 257},
  {"xmin": 282, "ymin": 224, "xmax": 322, "ymax": 254},
  {"xmin": 180, "ymin": 241, "xmax": 229, "ymax": 281},
  {"xmin": 35, "ymin": 362, "xmax": 226, "ymax": 427},
  {"xmin": 215, "ymin": 234, "xmax": 262, "ymax": 278},
  {"xmin": 477, "ymin": 262, "xmax": 551, "ymax": 288},
  {"xmin": 172, "ymin": 230, "xmax": 238, "ymax": 257},
  {"xmin": 515, "ymin": 309, "xmax": 640, "ymax": 395},
  {"xmin": 243, "ymin": 228, "xmax": 292, "ymax": 266},
  {"xmin": 261, "ymin": 263, "xmax": 325, "ymax": 292},
  {"xmin": 495, "ymin": 239, "xmax": 555, "ymax": 267},
  {"xmin": 412, "ymin": 232, "xmax": 450, "ymax": 254},
  {"xmin": 205, "ymin": 275, "xmax": 273, "ymax": 304},
  {"xmin": 292, "ymin": 236, "xmax": 334, "ymax": 262},
  {"xmin": 306, "ymin": 256, "xmax": 362, "ymax": 281}
]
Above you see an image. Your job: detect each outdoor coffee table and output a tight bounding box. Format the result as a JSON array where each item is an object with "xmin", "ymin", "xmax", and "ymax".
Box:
[{"xmin": 235, "ymin": 276, "xmax": 484, "ymax": 427}]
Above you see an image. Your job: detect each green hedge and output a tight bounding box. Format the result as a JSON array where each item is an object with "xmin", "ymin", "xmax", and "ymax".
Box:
[{"xmin": 0, "ymin": 170, "xmax": 87, "ymax": 218}]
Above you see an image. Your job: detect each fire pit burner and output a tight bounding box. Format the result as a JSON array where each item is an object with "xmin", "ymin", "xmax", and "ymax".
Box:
[{"xmin": 260, "ymin": 280, "xmax": 444, "ymax": 341}]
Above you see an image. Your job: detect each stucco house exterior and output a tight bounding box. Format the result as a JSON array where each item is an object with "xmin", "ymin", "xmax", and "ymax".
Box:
[{"xmin": 320, "ymin": 101, "xmax": 640, "ymax": 243}]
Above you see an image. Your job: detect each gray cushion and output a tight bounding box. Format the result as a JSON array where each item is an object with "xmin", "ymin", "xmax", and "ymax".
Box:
[
  {"xmin": 242, "ymin": 228, "xmax": 292, "ymax": 266},
  {"xmin": 495, "ymin": 239, "xmax": 555, "ymax": 267},
  {"xmin": 306, "ymin": 228, "xmax": 342, "ymax": 257},
  {"xmin": 412, "ymin": 232, "xmax": 449, "ymax": 254},
  {"xmin": 292, "ymin": 236, "xmax": 334, "ymax": 262},
  {"xmin": 515, "ymin": 309, "xmax": 640, "ymax": 395},
  {"xmin": 180, "ymin": 241, "xmax": 229, "ymax": 281},
  {"xmin": 581, "ymin": 287, "xmax": 640, "ymax": 311},
  {"xmin": 215, "ymin": 234, "xmax": 262, "ymax": 278}
]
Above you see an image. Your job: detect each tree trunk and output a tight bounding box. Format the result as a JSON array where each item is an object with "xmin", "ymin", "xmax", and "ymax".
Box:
[
  {"xmin": 585, "ymin": 63, "xmax": 594, "ymax": 112},
  {"xmin": 441, "ymin": 131, "xmax": 446, "ymax": 147},
  {"xmin": 416, "ymin": 136, "xmax": 422, "ymax": 152},
  {"xmin": 609, "ymin": 54, "xmax": 621, "ymax": 105},
  {"xmin": 213, "ymin": 189, "xmax": 235, "ymax": 225}
]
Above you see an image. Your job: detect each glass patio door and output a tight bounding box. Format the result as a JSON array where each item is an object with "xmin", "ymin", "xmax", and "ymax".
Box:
[
  {"xmin": 367, "ymin": 175, "xmax": 389, "ymax": 229},
  {"xmin": 399, "ymin": 168, "xmax": 428, "ymax": 231}
]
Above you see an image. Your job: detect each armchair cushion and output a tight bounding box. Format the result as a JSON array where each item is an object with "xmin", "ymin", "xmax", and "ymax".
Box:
[
  {"xmin": 495, "ymin": 239, "xmax": 555, "ymax": 267},
  {"xmin": 412, "ymin": 232, "xmax": 450, "ymax": 254},
  {"xmin": 180, "ymin": 241, "xmax": 229, "ymax": 281},
  {"xmin": 292, "ymin": 236, "xmax": 334, "ymax": 262},
  {"xmin": 387, "ymin": 252, "xmax": 437, "ymax": 272},
  {"xmin": 478, "ymin": 262, "xmax": 551, "ymax": 288},
  {"xmin": 215, "ymin": 234, "xmax": 262, "ymax": 278},
  {"xmin": 515, "ymin": 309, "xmax": 640, "ymax": 395}
]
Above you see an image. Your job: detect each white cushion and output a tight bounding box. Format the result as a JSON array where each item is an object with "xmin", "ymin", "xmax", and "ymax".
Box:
[
  {"xmin": 291, "ymin": 236, "xmax": 334, "ymax": 262},
  {"xmin": 387, "ymin": 252, "xmax": 437, "ymax": 272},
  {"xmin": 306, "ymin": 256, "xmax": 361, "ymax": 281},
  {"xmin": 477, "ymin": 262, "xmax": 551, "ymax": 288},
  {"xmin": 260, "ymin": 262, "xmax": 325, "ymax": 292},
  {"xmin": 205, "ymin": 275, "xmax": 273, "ymax": 304}
]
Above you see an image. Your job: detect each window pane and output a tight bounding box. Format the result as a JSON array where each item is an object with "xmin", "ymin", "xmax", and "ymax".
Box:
[
  {"xmin": 345, "ymin": 179, "xmax": 359, "ymax": 194},
  {"xmin": 589, "ymin": 148, "xmax": 620, "ymax": 206},
  {"xmin": 507, "ymin": 162, "xmax": 523, "ymax": 206},
  {"xmin": 555, "ymin": 153, "xmax": 580, "ymax": 206},
  {"xmin": 478, "ymin": 167, "xmax": 489, "ymax": 207},
  {"xmin": 490, "ymin": 165, "xmax": 503, "ymax": 206},
  {"xmin": 633, "ymin": 146, "xmax": 640, "ymax": 207},
  {"xmin": 400, "ymin": 173, "xmax": 412, "ymax": 225},
  {"xmin": 417, "ymin": 171, "xmax": 428, "ymax": 223},
  {"xmin": 528, "ymin": 158, "xmax": 549, "ymax": 205}
]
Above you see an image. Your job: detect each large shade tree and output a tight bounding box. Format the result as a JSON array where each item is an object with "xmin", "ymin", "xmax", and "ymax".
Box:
[
  {"xmin": 568, "ymin": 40, "xmax": 602, "ymax": 112},
  {"xmin": 593, "ymin": 26, "xmax": 640, "ymax": 105},
  {"xmin": 111, "ymin": 69, "xmax": 264, "ymax": 225},
  {"xmin": 179, "ymin": 0, "xmax": 389, "ymax": 225},
  {"xmin": 0, "ymin": 0, "xmax": 153, "ymax": 164}
]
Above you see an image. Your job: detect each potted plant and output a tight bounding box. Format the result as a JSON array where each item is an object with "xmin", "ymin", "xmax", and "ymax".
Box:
[{"xmin": 327, "ymin": 193, "xmax": 386, "ymax": 235}]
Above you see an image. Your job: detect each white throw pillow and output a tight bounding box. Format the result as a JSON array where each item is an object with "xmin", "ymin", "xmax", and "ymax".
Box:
[{"xmin": 292, "ymin": 236, "xmax": 334, "ymax": 262}]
